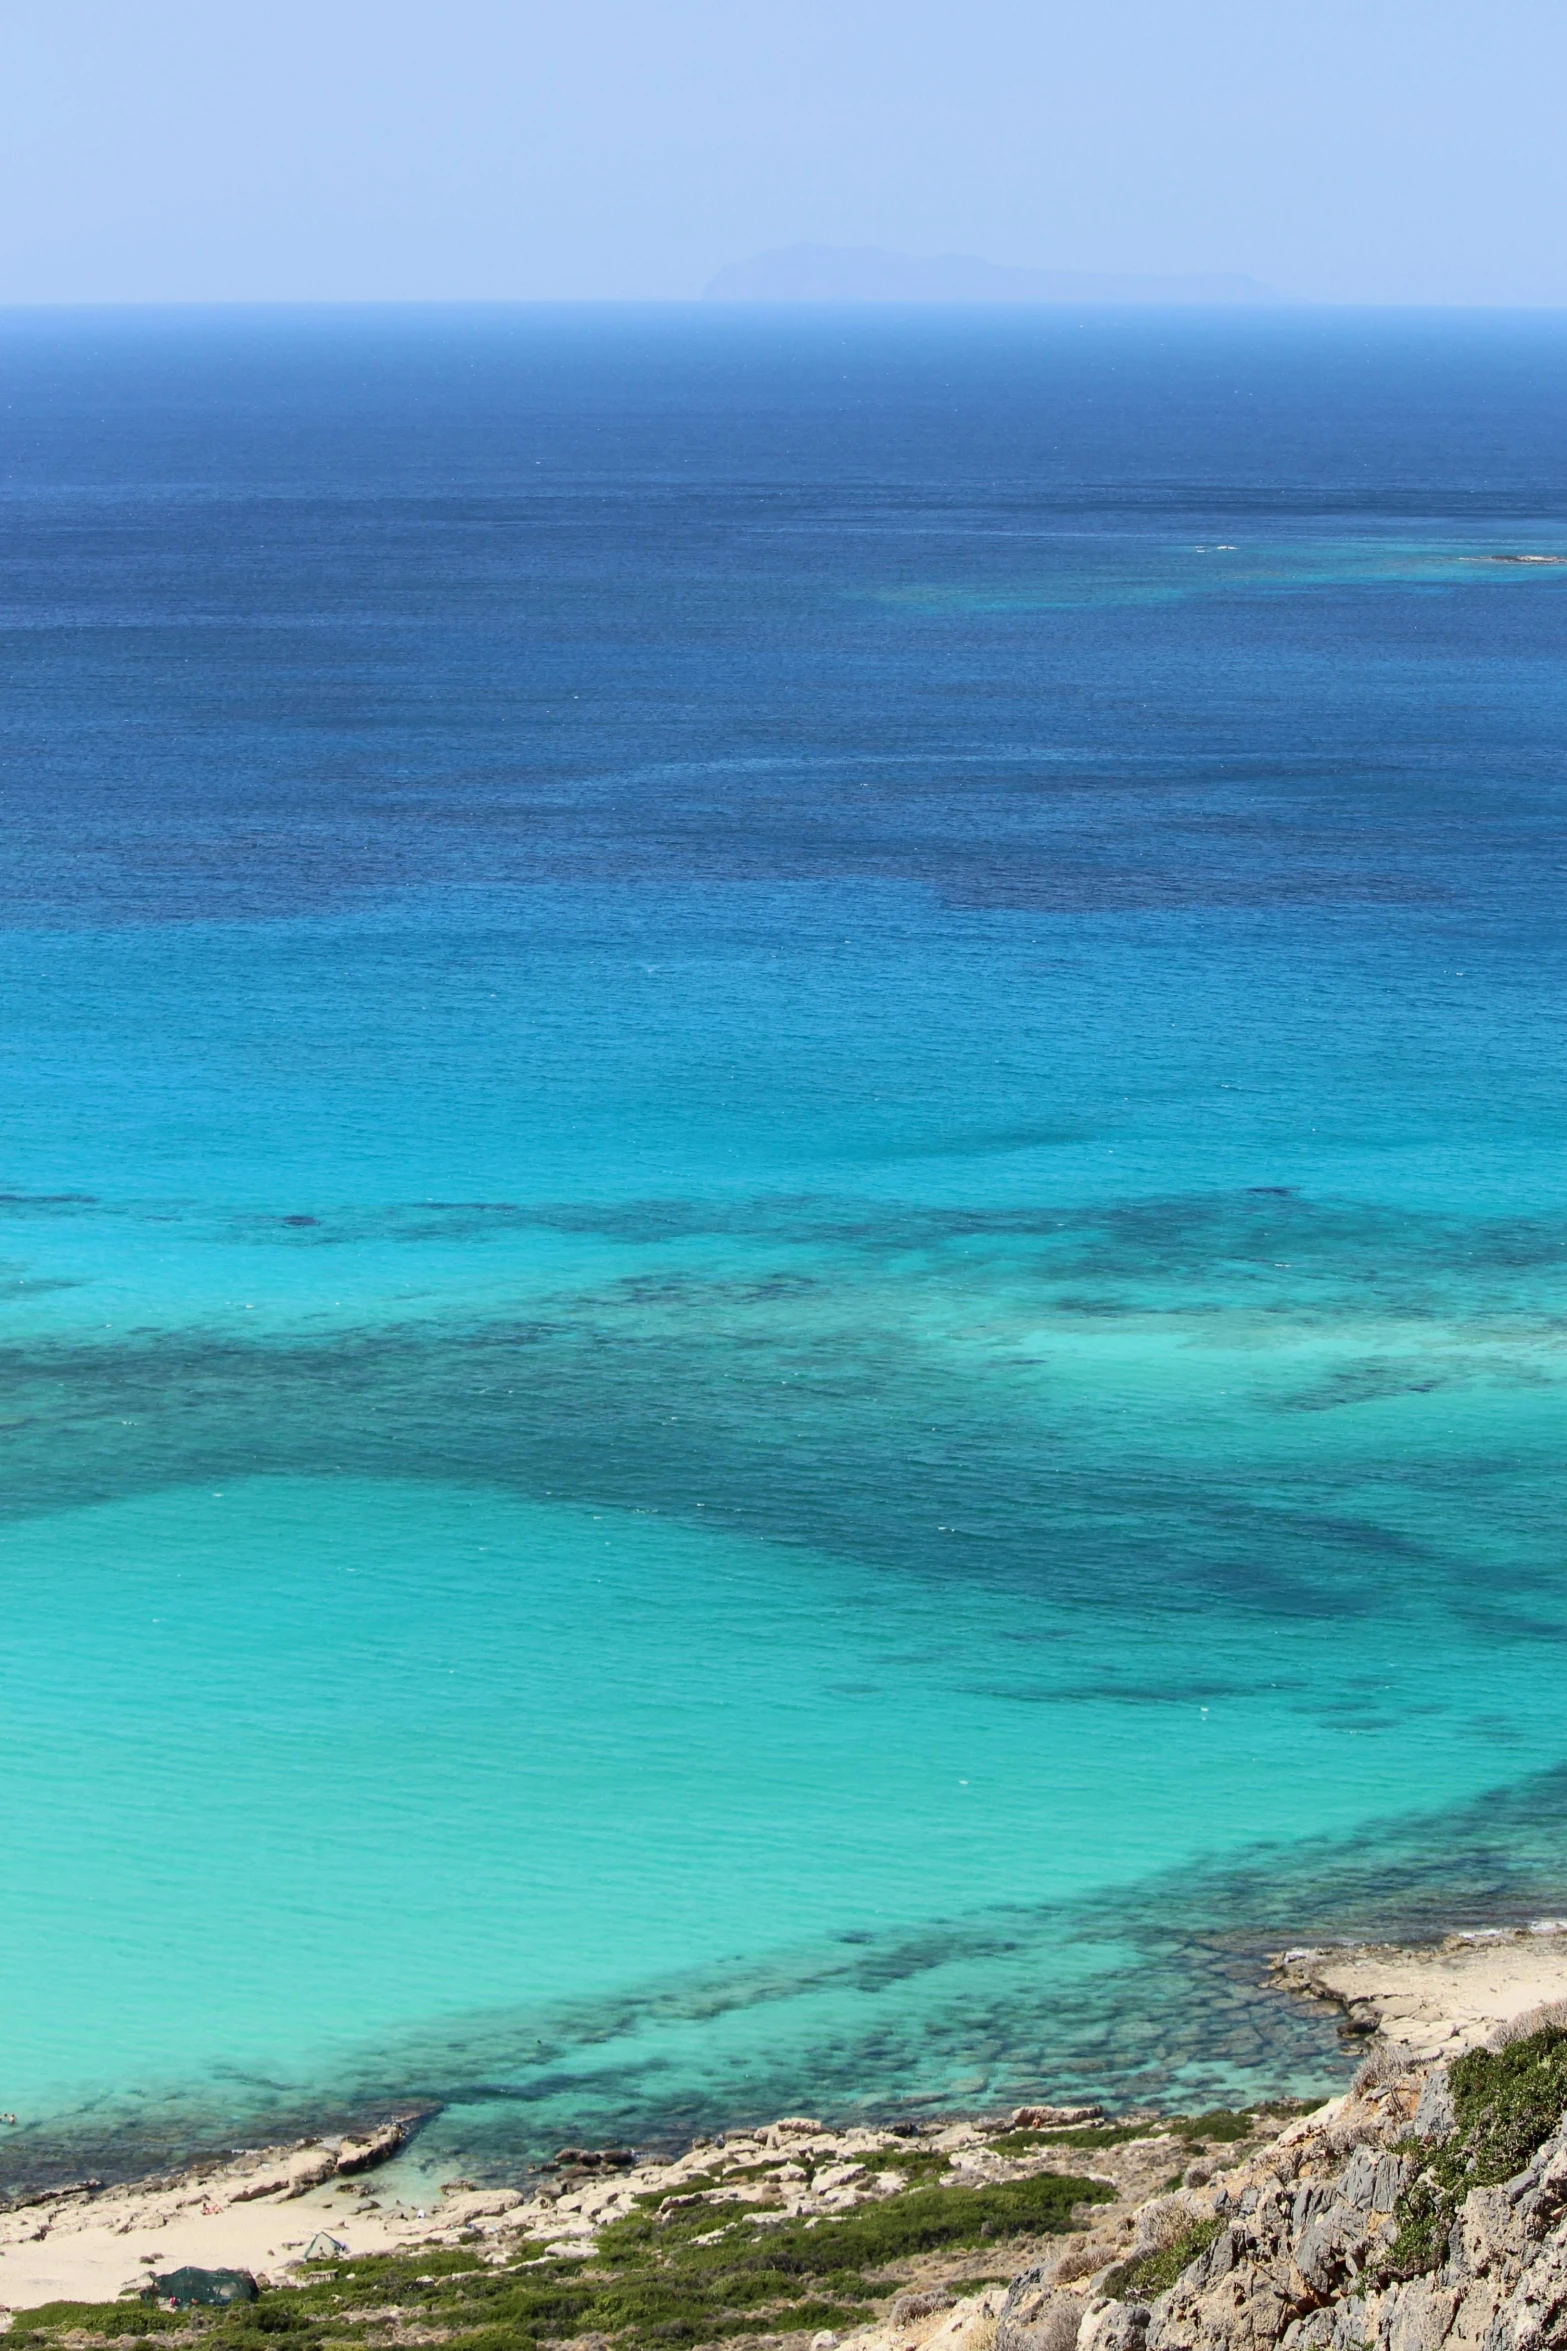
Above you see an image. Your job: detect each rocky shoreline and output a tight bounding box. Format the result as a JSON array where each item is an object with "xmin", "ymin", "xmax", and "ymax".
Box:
[
  {"xmin": 6, "ymin": 1926, "xmax": 1567, "ymax": 2350},
  {"xmin": 0, "ymin": 2096, "xmax": 1303, "ymax": 2340},
  {"xmin": 1267, "ymin": 1926, "xmax": 1567, "ymax": 2063}
]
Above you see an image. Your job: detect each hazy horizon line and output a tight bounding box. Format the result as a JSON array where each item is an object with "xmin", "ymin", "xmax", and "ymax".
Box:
[{"xmin": 4, "ymin": 293, "xmax": 1567, "ymax": 314}]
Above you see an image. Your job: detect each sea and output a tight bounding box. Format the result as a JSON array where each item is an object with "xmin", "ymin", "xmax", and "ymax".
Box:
[{"xmin": 3, "ymin": 303, "xmax": 1567, "ymax": 2191}]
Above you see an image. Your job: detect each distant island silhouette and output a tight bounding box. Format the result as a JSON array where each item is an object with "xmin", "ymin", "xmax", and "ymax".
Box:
[{"xmin": 704, "ymin": 245, "xmax": 1276, "ymax": 304}]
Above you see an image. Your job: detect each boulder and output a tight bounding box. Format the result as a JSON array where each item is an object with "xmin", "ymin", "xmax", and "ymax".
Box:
[
  {"xmin": 893, "ymin": 2286, "xmax": 957, "ymax": 2324},
  {"xmin": 334, "ymin": 2117, "xmax": 415, "ymax": 2177},
  {"xmin": 142, "ymin": 2267, "xmax": 257, "ymax": 2308}
]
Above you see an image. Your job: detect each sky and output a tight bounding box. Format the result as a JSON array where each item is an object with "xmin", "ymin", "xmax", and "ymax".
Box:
[{"xmin": 2, "ymin": 0, "xmax": 1565, "ymax": 307}]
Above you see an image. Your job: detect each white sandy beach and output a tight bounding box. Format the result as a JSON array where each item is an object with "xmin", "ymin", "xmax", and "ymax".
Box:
[{"xmin": 0, "ymin": 2122, "xmax": 519, "ymax": 2311}]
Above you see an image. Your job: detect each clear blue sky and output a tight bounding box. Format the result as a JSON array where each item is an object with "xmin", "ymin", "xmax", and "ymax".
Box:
[{"xmin": 3, "ymin": 0, "xmax": 1564, "ymax": 306}]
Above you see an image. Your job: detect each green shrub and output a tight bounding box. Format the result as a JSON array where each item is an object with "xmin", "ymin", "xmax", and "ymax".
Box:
[
  {"xmin": 1382, "ymin": 2025, "xmax": 1567, "ymax": 2282},
  {"xmin": 1104, "ymin": 2218, "xmax": 1221, "ymax": 2301},
  {"xmin": 9, "ymin": 2308, "xmax": 186, "ymax": 2338},
  {"xmin": 1171, "ymin": 2111, "xmax": 1255, "ymax": 2147},
  {"xmin": 851, "ymin": 2144, "xmax": 962, "ymax": 2182},
  {"xmin": 1380, "ymin": 2165, "xmax": 1452, "ymax": 2282},
  {"xmin": 989, "ymin": 2125, "xmax": 1150, "ymax": 2156},
  {"xmin": 989, "ymin": 2112, "xmax": 1253, "ymax": 2161},
  {"xmin": 1449, "ymin": 2030, "xmax": 1567, "ymax": 2184},
  {"xmin": 639, "ymin": 2169, "xmax": 1107, "ymax": 2277}
]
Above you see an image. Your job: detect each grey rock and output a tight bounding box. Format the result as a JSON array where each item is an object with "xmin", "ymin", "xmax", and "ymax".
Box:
[
  {"xmin": 1013, "ymin": 2104, "xmax": 1107, "ymax": 2129},
  {"xmin": 1332, "ymin": 2297, "xmax": 1371, "ymax": 2349},
  {"xmin": 1479, "ymin": 2227, "xmax": 1567, "ymax": 2350},
  {"xmin": 1373, "ymin": 2155, "xmax": 1409, "ymax": 2213},
  {"xmin": 1087, "ymin": 2302, "xmax": 1152, "ymax": 2351},
  {"xmin": 1150, "ymin": 2265, "xmax": 1296, "ymax": 2351},
  {"xmin": 997, "ymin": 2269, "xmax": 1086, "ymax": 2351},
  {"xmin": 1280, "ymin": 2312, "xmax": 1338, "ymax": 2350},
  {"xmin": 1296, "ymin": 2184, "xmax": 1330, "ymax": 2233},
  {"xmin": 1381, "ymin": 2276, "xmax": 1459, "ymax": 2351},
  {"xmin": 1340, "ymin": 2150, "xmax": 1384, "ymax": 2212},
  {"xmin": 1453, "ymin": 2187, "xmax": 1520, "ymax": 2284},
  {"xmin": 1296, "ymin": 2205, "xmax": 1370, "ymax": 2296},
  {"xmin": 1413, "ymin": 2071, "xmax": 1456, "ymax": 2142}
]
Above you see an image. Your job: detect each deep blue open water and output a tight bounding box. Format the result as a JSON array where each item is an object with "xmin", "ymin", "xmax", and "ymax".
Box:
[{"xmin": 3, "ymin": 305, "xmax": 1567, "ymax": 2187}]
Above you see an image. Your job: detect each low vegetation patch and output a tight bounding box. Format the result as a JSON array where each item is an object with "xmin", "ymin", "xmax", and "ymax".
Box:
[
  {"xmin": 1170, "ymin": 2110, "xmax": 1256, "ymax": 2149},
  {"xmin": 1103, "ymin": 2218, "xmax": 1222, "ymax": 2302},
  {"xmin": 853, "ymin": 2144, "xmax": 965, "ymax": 2183},
  {"xmin": 8, "ymin": 2171, "xmax": 1114, "ymax": 2351},
  {"xmin": 989, "ymin": 2124, "xmax": 1151, "ymax": 2156},
  {"xmin": 5, "ymin": 2308, "xmax": 189, "ymax": 2341},
  {"xmin": 989, "ymin": 2109, "xmax": 1257, "ymax": 2160}
]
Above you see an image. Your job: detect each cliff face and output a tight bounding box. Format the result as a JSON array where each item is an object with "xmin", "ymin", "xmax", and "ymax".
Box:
[{"xmin": 999, "ymin": 2028, "xmax": 1567, "ymax": 2351}]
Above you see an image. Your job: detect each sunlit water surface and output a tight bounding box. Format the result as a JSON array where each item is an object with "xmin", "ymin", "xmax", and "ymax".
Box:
[{"xmin": 3, "ymin": 306, "xmax": 1567, "ymax": 2185}]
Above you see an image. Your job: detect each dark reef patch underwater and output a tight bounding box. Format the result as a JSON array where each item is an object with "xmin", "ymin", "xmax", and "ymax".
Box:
[{"xmin": 2, "ymin": 304, "xmax": 1567, "ymax": 2185}]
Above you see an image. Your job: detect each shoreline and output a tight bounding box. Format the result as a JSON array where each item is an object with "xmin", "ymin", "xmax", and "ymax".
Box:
[
  {"xmin": 0, "ymin": 2096, "xmax": 1292, "ymax": 2323},
  {"xmin": 7, "ymin": 1922, "xmax": 1567, "ymax": 2319}
]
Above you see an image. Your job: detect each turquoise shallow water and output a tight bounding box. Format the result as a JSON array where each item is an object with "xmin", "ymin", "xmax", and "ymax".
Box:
[{"xmin": 3, "ymin": 306, "xmax": 1567, "ymax": 2186}]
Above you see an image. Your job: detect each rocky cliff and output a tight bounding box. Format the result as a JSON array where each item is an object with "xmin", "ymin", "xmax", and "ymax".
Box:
[{"xmin": 998, "ymin": 2015, "xmax": 1567, "ymax": 2351}]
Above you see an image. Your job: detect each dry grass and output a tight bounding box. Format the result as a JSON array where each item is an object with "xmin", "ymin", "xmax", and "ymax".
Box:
[{"xmin": 1490, "ymin": 2000, "xmax": 1567, "ymax": 2050}]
